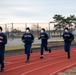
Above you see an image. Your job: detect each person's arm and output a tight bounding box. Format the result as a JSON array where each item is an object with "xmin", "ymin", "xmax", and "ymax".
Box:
[
  {"xmin": 70, "ymin": 33, "xmax": 74, "ymax": 42},
  {"xmin": 2, "ymin": 34, "xmax": 7, "ymax": 45},
  {"xmin": 31, "ymin": 34, "xmax": 34, "ymax": 43},
  {"xmin": 21, "ymin": 34, "xmax": 25, "ymax": 43},
  {"xmin": 38, "ymin": 33, "xmax": 41, "ymax": 39},
  {"xmin": 45, "ymin": 33, "xmax": 49, "ymax": 39}
]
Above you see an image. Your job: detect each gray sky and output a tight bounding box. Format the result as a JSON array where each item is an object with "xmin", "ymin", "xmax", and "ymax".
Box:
[{"xmin": 0, "ymin": 0, "xmax": 76, "ymax": 23}]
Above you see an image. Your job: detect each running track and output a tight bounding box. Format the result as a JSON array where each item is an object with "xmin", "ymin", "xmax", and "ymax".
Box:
[{"xmin": 0, "ymin": 48, "xmax": 76, "ymax": 75}]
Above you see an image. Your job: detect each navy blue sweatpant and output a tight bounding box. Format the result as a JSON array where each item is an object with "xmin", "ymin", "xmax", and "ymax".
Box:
[
  {"xmin": 41, "ymin": 43, "xmax": 49, "ymax": 55},
  {"xmin": 24, "ymin": 44, "xmax": 32, "ymax": 60},
  {"xmin": 64, "ymin": 42, "xmax": 71, "ymax": 58},
  {"xmin": 0, "ymin": 54, "xmax": 4, "ymax": 70}
]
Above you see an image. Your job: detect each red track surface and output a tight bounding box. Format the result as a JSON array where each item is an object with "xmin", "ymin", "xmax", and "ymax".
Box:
[{"xmin": 0, "ymin": 48, "xmax": 76, "ymax": 75}]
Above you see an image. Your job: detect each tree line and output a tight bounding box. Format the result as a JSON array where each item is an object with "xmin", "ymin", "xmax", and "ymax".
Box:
[{"xmin": 53, "ymin": 14, "xmax": 76, "ymax": 30}]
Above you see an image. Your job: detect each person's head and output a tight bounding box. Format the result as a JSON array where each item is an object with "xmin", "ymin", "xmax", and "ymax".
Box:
[
  {"xmin": 26, "ymin": 27, "xmax": 30, "ymax": 33},
  {"xmin": 0, "ymin": 26, "xmax": 2, "ymax": 33},
  {"xmin": 64, "ymin": 28, "xmax": 69, "ymax": 33},
  {"xmin": 41, "ymin": 28, "xmax": 45, "ymax": 33}
]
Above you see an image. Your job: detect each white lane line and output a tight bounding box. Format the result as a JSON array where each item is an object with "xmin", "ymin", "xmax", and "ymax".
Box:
[
  {"xmin": 5, "ymin": 55, "xmax": 66, "ymax": 72},
  {"xmin": 20, "ymin": 59, "xmax": 68, "ymax": 75},
  {"xmin": 5, "ymin": 52, "xmax": 66, "ymax": 66},
  {"xmin": 5, "ymin": 52, "xmax": 76, "ymax": 73}
]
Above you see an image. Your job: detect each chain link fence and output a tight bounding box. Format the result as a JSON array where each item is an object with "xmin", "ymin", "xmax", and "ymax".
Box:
[
  {"xmin": 0, "ymin": 22, "xmax": 56, "ymax": 38},
  {"xmin": 0, "ymin": 22, "xmax": 76, "ymax": 38},
  {"xmin": 0, "ymin": 22, "xmax": 76, "ymax": 47}
]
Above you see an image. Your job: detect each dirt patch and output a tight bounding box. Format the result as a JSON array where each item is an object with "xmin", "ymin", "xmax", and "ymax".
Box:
[{"xmin": 58, "ymin": 67, "xmax": 76, "ymax": 75}]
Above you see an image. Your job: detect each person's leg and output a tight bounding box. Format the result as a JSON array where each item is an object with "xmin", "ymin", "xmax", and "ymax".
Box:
[
  {"xmin": 44, "ymin": 43, "xmax": 51, "ymax": 53},
  {"xmin": 40, "ymin": 44, "xmax": 44, "ymax": 59},
  {"xmin": 0, "ymin": 54, "xmax": 4, "ymax": 72},
  {"xmin": 26, "ymin": 44, "xmax": 32, "ymax": 62},
  {"xmin": 67, "ymin": 43, "xmax": 71, "ymax": 59},
  {"xmin": 64, "ymin": 42, "xmax": 71, "ymax": 59},
  {"xmin": 68, "ymin": 51, "xmax": 70, "ymax": 59},
  {"xmin": 24, "ymin": 44, "xmax": 27, "ymax": 54},
  {"xmin": 24, "ymin": 44, "xmax": 28, "ymax": 62},
  {"xmin": 0, "ymin": 55, "xmax": 1, "ymax": 71},
  {"xmin": 64, "ymin": 43, "xmax": 68, "ymax": 52},
  {"xmin": 44, "ymin": 43, "xmax": 48, "ymax": 51}
]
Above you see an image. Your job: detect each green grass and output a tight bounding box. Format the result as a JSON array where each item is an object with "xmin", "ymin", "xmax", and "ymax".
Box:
[
  {"xmin": 6, "ymin": 45, "xmax": 40, "ymax": 51},
  {"xmin": 48, "ymin": 37, "xmax": 63, "ymax": 42},
  {"xmin": 74, "ymin": 37, "xmax": 76, "ymax": 42},
  {"xmin": 48, "ymin": 37, "xmax": 76, "ymax": 42},
  {"xmin": 6, "ymin": 45, "xmax": 24, "ymax": 50}
]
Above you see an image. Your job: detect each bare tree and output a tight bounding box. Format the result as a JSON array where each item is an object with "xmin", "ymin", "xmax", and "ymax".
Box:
[{"xmin": 31, "ymin": 23, "xmax": 41, "ymax": 37}]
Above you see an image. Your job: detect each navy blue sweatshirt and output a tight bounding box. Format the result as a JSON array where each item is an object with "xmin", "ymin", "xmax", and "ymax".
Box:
[
  {"xmin": 39, "ymin": 32, "xmax": 49, "ymax": 44},
  {"xmin": 63, "ymin": 32, "xmax": 74, "ymax": 43},
  {"xmin": 22, "ymin": 33, "xmax": 34, "ymax": 44},
  {"xmin": 0, "ymin": 33, "xmax": 7, "ymax": 54}
]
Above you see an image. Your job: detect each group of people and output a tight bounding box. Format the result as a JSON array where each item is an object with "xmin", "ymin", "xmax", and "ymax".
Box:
[
  {"xmin": 22, "ymin": 27, "xmax": 51, "ymax": 63},
  {"xmin": 0, "ymin": 26, "xmax": 74, "ymax": 72}
]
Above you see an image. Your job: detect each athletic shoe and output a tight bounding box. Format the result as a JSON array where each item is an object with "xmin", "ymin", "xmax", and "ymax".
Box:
[
  {"xmin": 40, "ymin": 57, "xmax": 43, "ymax": 59},
  {"xmin": 68, "ymin": 56, "xmax": 70, "ymax": 59},
  {"xmin": 40, "ymin": 56, "xmax": 44, "ymax": 59},
  {"xmin": 49, "ymin": 49, "xmax": 51, "ymax": 53},
  {"xmin": 1, "ymin": 68, "xmax": 4, "ymax": 72},
  {"xmin": 25, "ymin": 60, "xmax": 29, "ymax": 63}
]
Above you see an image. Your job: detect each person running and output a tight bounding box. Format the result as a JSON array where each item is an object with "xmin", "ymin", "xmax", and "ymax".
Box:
[
  {"xmin": 63, "ymin": 28, "xmax": 74, "ymax": 59},
  {"xmin": 0, "ymin": 26, "xmax": 7, "ymax": 72},
  {"xmin": 21, "ymin": 27, "xmax": 34, "ymax": 62},
  {"xmin": 38, "ymin": 28, "xmax": 51, "ymax": 59}
]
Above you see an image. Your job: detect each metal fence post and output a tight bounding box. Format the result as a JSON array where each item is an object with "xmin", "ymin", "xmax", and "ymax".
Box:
[
  {"xmin": 25, "ymin": 23, "xmax": 27, "ymax": 31},
  {"xmin": 5, "ymin": 24, "xmax": 7, "ymax": 33},
  {"xmin": 12, "ymin": 23, "xmax": 13, "ymax": 31},
  {"xmin": 37, "ymin": 23, "xmax": 39, "ymax": 37},
  {"xmin": 49, "ymin": 22, "xmax": 50, "ymax": 37}
]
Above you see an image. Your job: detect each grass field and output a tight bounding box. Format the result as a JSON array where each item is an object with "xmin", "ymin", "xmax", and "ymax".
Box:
[
  {"xmin": 5, "ymin": 38, "xmax": 62, "ymax": 50},
  {"xmin": 6, "ymin": 45, "xmax": 40, "ymax": 50}
]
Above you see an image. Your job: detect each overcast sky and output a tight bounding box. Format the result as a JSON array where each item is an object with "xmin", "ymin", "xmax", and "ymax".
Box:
[{"xmin": 0, "ymin": 0, "xmax": 76, "ymax": 23}]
